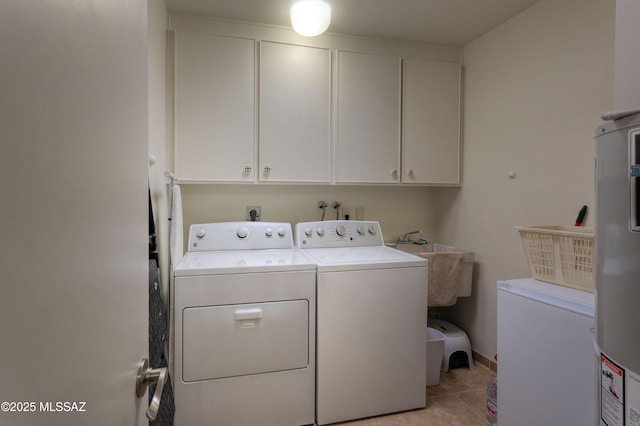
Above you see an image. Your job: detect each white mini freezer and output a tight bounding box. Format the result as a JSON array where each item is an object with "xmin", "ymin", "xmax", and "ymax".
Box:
[{"xmin": 497, "ymin": 278, "xmax": 596, "ymax": 426}]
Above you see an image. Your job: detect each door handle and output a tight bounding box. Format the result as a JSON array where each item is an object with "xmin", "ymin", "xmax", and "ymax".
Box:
[
  {"xmin": 234, "ymin": 308, "xmax": 263, "ymax": 321},
  {"xmin": 136, "ymin": 358, "xmax": 167, "ymax": 421}
]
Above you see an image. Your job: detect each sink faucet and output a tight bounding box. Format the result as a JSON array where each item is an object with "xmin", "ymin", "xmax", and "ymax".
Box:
[{"xmin": 399, "ymin": 230, "xmax": 424, "ymax": 243}]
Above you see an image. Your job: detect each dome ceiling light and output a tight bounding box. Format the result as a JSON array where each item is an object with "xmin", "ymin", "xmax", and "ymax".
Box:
[{"xmin": 290, "ymin": 0, "xmax": 331, "ymax": 37}]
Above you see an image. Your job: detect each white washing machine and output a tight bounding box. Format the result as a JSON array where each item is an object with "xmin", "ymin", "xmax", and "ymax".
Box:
[
  {"xmin": 295, "ymin": 220, "xmax": 428, "ymax": 425},
  {"xmin": 174, "ymin": 222, "xmax": 316, "ymax": 426}
]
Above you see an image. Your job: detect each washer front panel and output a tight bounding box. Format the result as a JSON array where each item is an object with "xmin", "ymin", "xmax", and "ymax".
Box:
[{"xmin": 315, "ymin": 266, "xmax": 427, "ymax": 424}]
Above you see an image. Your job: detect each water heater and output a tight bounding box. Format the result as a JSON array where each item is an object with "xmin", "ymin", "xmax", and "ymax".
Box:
[{"xmin": 595, "ymin": 111, "xmax": 640, "ymax": 426}]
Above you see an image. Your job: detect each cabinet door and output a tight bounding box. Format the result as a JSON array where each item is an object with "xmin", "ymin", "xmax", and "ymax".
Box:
[
  {"xmin": 403, "ymin": 58, "xmax": 460, "ymax": 184},
  {"xmin": 260, "ymin": 42, "xmax": 331, "ymax": 182},
  {"xmin": 336, "ymin": 51, "xmax": 401, "ymax": 184},
  {"xmin": 175, "ymin": 31, "xmax": 255, "ymax": 182}
]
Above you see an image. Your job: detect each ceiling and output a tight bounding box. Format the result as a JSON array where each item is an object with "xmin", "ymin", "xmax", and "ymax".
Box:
[{"xmin": 164, "ymin": 0, "xmax": 542, "ymax": 47}]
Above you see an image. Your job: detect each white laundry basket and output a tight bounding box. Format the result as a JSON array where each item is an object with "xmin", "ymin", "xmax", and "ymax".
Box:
[{"xmin": 426, "ymin": 327, "xmax": 445, "ymax": 386}]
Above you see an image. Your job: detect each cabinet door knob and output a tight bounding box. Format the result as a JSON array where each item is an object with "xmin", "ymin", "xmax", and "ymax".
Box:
[
  {"xmin": 243, "ymin": 165, "xmax": 252, "ymax": 173},
  {"xmin": 391, "ymin": 168, "xmax": 398, "ymax": 177},
  {"xmin": 408, "ymin": 168, "xmax": 414, "ymax": 176},
  {"xmin": 263, "ymin": 165, "xmax": 272, "ymax": 173}
]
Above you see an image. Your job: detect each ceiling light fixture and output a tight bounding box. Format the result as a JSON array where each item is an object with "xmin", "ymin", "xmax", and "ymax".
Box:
[{"xmin": 290, "ymin": 0, "xmax": 331, "ymax": 37}]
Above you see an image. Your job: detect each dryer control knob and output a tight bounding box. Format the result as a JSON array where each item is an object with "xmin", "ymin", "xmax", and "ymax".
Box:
[
  {"xmin": 357, "ymin": 225, "xmax": 366, "ymax": 235},
  {"xmin": 305, "ymin": 227, "xmax": 313, "ymax": 237},
  {"xmin": 237, "ymin": 227, "xmax": 249, "ymax": 239},
  {"xmin": 317, "ymin": 227, "xmax": 325, "ymax": 236},
  {"xmin": 195, "ymin": 228, "xmax": 206, "ymax": 239},
  {"xmin": 368, "ymin": 225, "xmax": 377, "ymax": 235},
  {"xmin": 277, "ymin": 227, "xmax": 286, "ymax": 237},
  {"xmin": 336, "ymin": 225, "xmax": 347, "ymax": 236},
  {"xmin": 265, "ymin": 228, "xmax": 273, "ymax": 237}
]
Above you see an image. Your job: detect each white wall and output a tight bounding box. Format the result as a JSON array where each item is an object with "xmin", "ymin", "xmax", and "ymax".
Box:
[
  {"xmin": 436, "ymin": 0, "xmax": 615, "ymax": 359},
  {"xmin": 615, "ymin": 0, "xmax": 640, "ymax": 110},
  {"xmin": 180, "ymin": 184, "xmax": 438, "ymax": 251},
  {"xmin": 148, "ymin": 0, "xmax": 169, "ymax": 300}
]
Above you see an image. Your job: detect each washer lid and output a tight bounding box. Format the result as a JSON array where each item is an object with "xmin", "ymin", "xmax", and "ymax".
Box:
[
  {"xmin": 301, "ymin": 246, "xmax": 427, "ymax": 272},
  {"xmin": 175, "ymin": 249, "xmax": 316, "ymax": 276}
]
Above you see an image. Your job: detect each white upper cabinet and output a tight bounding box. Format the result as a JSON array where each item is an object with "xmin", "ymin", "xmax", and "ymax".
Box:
[
  {"xmin": 174, "ymin": 31, "xmax": 255, "ymax": 182},
  {"xmin": 336, "ymin": 51, "xmax": 402, "ymax": 184},
  {"xmin": 402, "ymin": 58, "xmax": 461, "ymax": 184},
  {"xmin": 170, "ymin": 18, "xmax": 462, "ymax": 186},
  {"xmin": 259, "ymin": 41, "xmax": 331, "ymax": 182}
]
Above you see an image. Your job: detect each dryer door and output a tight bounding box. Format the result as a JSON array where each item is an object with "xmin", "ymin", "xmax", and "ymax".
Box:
[{"xmin": 182, "ymin": 300, "xmax": 309, "ymax": 381}]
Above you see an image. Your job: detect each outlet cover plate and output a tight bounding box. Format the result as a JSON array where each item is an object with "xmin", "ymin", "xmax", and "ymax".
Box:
[{"xmin": 245, "ymin": 206, "xmax": 261, "ymax": 221}]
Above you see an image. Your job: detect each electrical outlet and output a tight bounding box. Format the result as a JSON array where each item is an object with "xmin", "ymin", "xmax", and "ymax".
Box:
[{"xmin": 245, "ymin": 206, "xmax": 261, "ymax": 221}]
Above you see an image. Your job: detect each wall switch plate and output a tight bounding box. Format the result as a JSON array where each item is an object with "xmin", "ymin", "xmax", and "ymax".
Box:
[{"xmin": 245, "ymin": 206, "xmax": 261, "ymax": 221}]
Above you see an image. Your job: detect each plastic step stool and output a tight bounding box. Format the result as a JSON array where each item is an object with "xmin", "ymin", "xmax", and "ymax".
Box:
[
  {"xmin": 426, "ymin": 327, "xmax": 445, "ymax": 386},
  {"xmin": 428, "ymin": 319, "xmax": 474, "ymax": 372}
]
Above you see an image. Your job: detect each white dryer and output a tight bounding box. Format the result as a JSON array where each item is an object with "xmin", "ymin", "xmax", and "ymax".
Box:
[
  {"xmin": 174, "ymin": 222, "xmax": 316, "ymax": 426},
  {"xmin": 295, "ymin": 220, "xmax": 428, "ymax": 425}
]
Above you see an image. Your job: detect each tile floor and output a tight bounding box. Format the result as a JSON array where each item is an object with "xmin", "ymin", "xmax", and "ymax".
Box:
[{"xmin": 333, "ymin": 364, "xmax": 496, "ymax": 426}]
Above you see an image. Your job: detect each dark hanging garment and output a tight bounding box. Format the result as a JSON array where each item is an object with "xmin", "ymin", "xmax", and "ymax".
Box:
[
  {"xmin": 148, "ymin": 187, "xmax": 175, "ymax": 425},
  {"xmin": 149, "ymin": 188, "xmax": 158, "ymax": 262},
  {"xmin": 149, "ymin": 258, "xmax": 175, "ymax": 425}
]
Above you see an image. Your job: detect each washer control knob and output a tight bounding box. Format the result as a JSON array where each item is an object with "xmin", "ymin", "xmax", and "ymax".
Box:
[
  {"xmin": 277, "ymin": 227, "xmax": 286, "ymax": 237},
  {"xmin": 305, "ymin": 227, "xmax": 313, "ymax": 237},
  {"xmin": 317, "ymin": 227, "xmax": 325, "ymax": 236},
  {"xmin": 357, "ymin": 225, "xmax": 366, "ymax": 235},
  {"xmin": 368, "ymin": 225, "xmax": 377, "ymax": 235},
  {"xmin": 195, "ymin": 228, "xmax": 206, "ymax": 239},
  {"xmin": 336, "ymin": 225, "xmax": 347, "ymax": 236},
  {"xmin": 237, "ymin": 227, "xmax": 249, "ymax": 239},
  {"xmin": 265, "ymin": 228, "xmax": 273, "ymax": 237}
]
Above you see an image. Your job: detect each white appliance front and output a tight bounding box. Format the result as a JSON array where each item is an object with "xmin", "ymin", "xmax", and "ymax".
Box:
[
  {"xmin": 295, "ymin": 221, "xmax": 428, "ymax": 425},
  {"xmin": 182, "ymin": 299, "xmax": 309, "ymax": 381},
  {"xmin": 595, "ymin": 113, "xmax": 640, "ymax": 426},
  {"xmin": 174, "ymin": 222, "xmax": 316, "ymax": 426},
  {"xmin": 497, "ymin": 278, "xmax": 596, "ymax": 426}
]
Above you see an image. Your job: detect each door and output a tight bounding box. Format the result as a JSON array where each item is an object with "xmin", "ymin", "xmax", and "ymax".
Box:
[
  {"xmin": 175, "ymin": 31, "xmax": 256, "ymax": 182},
  {"xmin": 0, "ymin": 2, "xmax": 149, "ymax": 425},
  {"xmin": 402, "ymin": 58, "xmax": 461, "ymax": 184},
  {"xmin": 336, "ymin": 50, "xmax": 401, "ymax": 184},
  {"xmin": 259, "ymin": 41, "xmax": 331, "ymax": 182}
]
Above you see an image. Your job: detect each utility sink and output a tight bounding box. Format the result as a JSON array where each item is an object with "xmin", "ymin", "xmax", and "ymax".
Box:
[{"xmin": 387, "ymin": 242, "xmax": 474, "ymax": 298}]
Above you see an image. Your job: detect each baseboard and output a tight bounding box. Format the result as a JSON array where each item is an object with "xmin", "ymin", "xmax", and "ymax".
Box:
[{"xmin": 472, "ymin": 351, "xmax": 497, "ymax": 373}]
